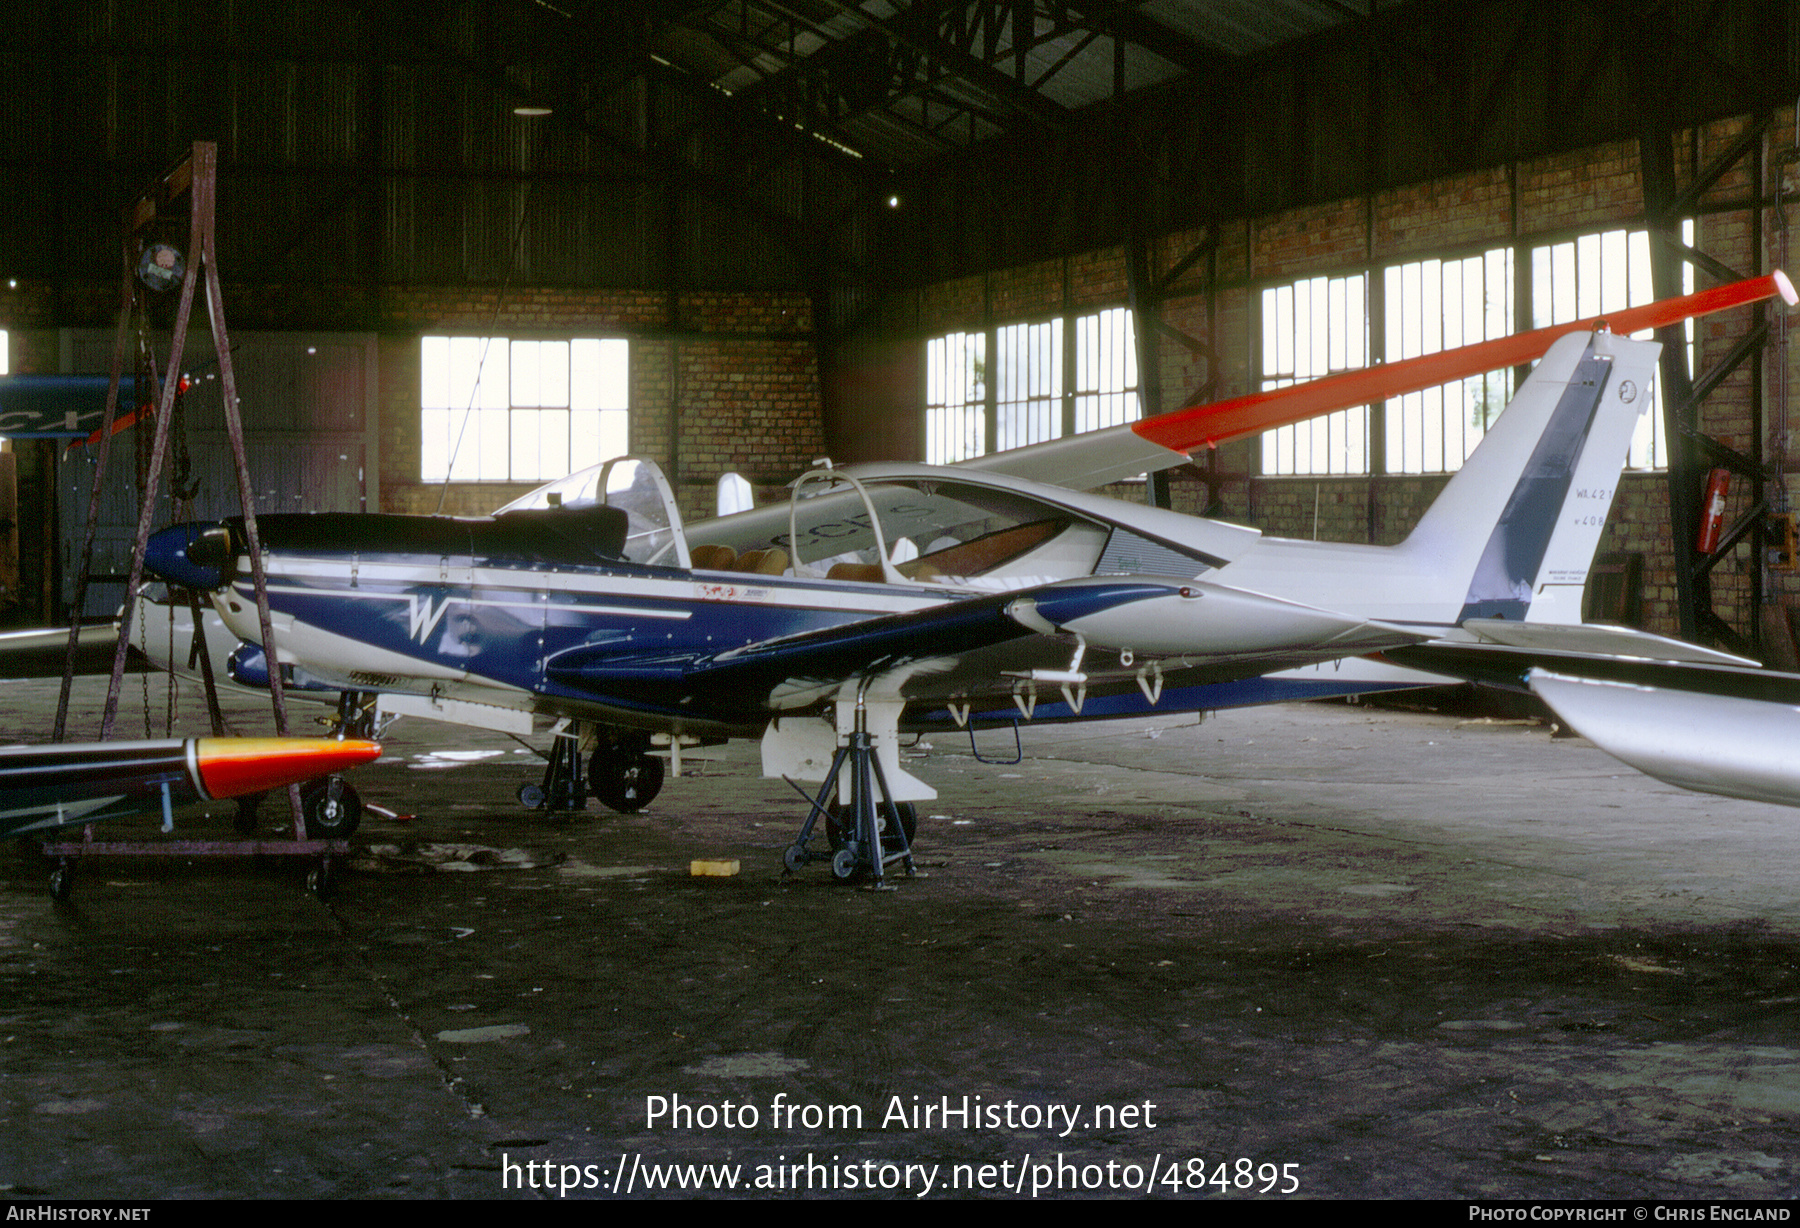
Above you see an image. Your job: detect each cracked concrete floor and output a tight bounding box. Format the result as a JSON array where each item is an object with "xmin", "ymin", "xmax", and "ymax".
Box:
[{"xmin": 4, "ymin": 675, "xmax": 1800, "ymax": 1199}]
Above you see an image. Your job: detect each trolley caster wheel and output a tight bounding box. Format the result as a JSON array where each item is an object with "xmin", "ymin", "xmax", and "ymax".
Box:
[
  {"xmin": 783, "ymin": 844, "xmax": 808, "ymax": 874},
  {"xmin": 517, "ymin": 783, "xmax": 546, "ymax": 809},
  {"xmin": 233, "ymin": 792, "xmax": 265, "ymax": 835},
  {"xmin": 831, "ymin": 848, "xmax": 859, "ymax": 881},
  {"xmin": 307, "ymin": 859, "xmax": 337, "ymax": 900},
  {"xmin": 300, "ymin": 777, "xmax": 362, "ymax": 840},
  {"xmin": 48, "ymin": 864, "xmax": 72, "ymax": 902}
]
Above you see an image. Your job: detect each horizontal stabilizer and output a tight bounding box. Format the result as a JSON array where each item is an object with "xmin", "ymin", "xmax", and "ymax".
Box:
[
  {"xmin": 1456, "ymin": 620, "xmax": 1759, "ymax": 667},
  {"xmin": 1387, "ymin": 634, "xmax": 1769, "ymax": 694}
]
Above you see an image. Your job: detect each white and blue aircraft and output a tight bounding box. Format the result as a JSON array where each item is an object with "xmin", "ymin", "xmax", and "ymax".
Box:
[{"xmin": 135, "ymin": 276, "xmax": 1795, "ymax": 874}]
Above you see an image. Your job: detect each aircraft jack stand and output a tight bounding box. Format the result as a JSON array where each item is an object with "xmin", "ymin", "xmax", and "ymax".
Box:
[
  {"xmin": 518, "ymin": 727, "xmax": 589, "ymax": 816},
  {"xmin": 782, "ymin": 705, "xmax": 918, "ymax": 889}
]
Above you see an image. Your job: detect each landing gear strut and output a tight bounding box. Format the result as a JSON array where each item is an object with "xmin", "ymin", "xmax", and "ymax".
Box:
[
  {"xmin": 517, "ymin": 725, "xmax": 668, "ymax": 816},
  {"xmin": 333, "ymin": 690, "xmax": 380, "ymax": 740}
]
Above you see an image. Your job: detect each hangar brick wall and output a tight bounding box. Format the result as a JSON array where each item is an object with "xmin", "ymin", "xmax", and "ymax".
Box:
[
  {"xmin": 892, "ymin": 109, "xmax": 1800, "ymax": 643},
  {"xmin": 374, "ymin": 287, "xmax": 820, "ymax": 521},
  {"xmin": 0, "ymin": 280, "xmax": 824, "ymax": 527}
]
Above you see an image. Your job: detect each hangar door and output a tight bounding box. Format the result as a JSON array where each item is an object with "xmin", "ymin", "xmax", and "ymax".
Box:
[{"xmin": 58, "ymin": 330, "xmax": 378, "ymax": 619}]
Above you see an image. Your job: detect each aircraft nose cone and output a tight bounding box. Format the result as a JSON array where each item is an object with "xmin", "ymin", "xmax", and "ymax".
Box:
[{"xmin": 146, "ymin": 522, "xmax": 234, "ymax": 591}]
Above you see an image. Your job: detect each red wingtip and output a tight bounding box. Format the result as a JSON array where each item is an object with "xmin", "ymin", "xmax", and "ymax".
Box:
[{"xmin": 194, "ymin": 738, "xmax": 383, "ymax": 800}]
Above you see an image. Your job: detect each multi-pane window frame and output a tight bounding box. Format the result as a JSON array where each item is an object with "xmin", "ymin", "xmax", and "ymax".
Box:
[
  {"xmin": 1257, "ymin": 224, "xmax": 1693, "ymax": 480},
  {"xmin": 923, "ymin": 308, "xmax": 1140, "ymax": 466},
  {"xmin": 1527, "ymin": 221, "xmax": 1694, "ymax": 471},
  {"xmin": 420, "ymin": 335, "xmax": 630, "ymax": 484},
  {"xmin": 1381, "ymin": 247, "xmax": 1518, "ymax": 477},
  {"xmin": 1257, "ymin": 272, "xmax": 1372, "ymax": 477}
]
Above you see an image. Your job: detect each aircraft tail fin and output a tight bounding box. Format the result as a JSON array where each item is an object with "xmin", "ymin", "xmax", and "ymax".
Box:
[{"xmin": 1399, "ymin": 328, "xmax": 1661, "ymax": 626}]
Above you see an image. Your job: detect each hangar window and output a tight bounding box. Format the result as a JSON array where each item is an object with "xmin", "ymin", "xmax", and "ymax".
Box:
[
  {"xmin": 1259, "ymin": 273, "xmax": 1370, "ymax": 476},
  {"xmin": 924, "ymin": 309, "xmax": 1139, "ymax": 465},
  {"xmin": 1528, "ymin": 223, "xmax": 1690, "ymax": 470},
  {"xmin": 926, "ymin": 330, "xmax": 986, "ymax": 463},
  {"xmin": 1074, "ymin": 307, "xmax": 1139, "ymax": 435},
  {"xmin": 420, "ymin": 336, "xmax": 629, "ymax": 482},
  {"xmin": 1382, "ymin": 249, "xmax": 1517, "ymax": 475},
  {"xmin": 995, "ymin": 318, "xmax": 1062, "ymax": 451}
]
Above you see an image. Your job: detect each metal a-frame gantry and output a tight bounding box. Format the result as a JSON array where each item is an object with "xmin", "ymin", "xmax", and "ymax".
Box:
[{"xmin": 47, "ymin": 141, "xmax": 352, "ymax": 898}]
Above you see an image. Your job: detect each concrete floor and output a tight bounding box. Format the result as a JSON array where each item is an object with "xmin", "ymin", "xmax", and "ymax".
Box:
[{"xmin": 4, "ymin": 673, "xmax": 1800, "ymax": 1199}]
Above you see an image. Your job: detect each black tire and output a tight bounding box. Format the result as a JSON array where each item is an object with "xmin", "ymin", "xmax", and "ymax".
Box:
[
  {"xmin": 48, "ymin": 864, "xmax": 72, "ymax": 902},
  {"xmin": 589, "ymin": 749, "xmax": 664, "ymax": 813},
  {"xmin": 307, "ymin": 859, "xmax": 337, "ymax": 900},
  {"xmin": 301, "ymin": 778, "xmax": 362, "ymax": 840},
  {"xmin": 825, "ymin": 800, "xmax": 917, "ymax": 852}
]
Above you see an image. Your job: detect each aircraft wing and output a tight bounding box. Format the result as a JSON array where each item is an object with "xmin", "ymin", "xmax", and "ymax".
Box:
[
  {"xmin": 1524, "ymin": 666, "xmax": 1800, "ymax": 808},
  {"xmin": 544, "ymin": 574, "xmax": 1423, "ymax": 719},
  {"xmin": 968, "ymin": 272, "xmax": 1796, "ymax": 490},
  {"xmin": 0, "ymin": 737, "xmax": 382, "ymax": 838}
]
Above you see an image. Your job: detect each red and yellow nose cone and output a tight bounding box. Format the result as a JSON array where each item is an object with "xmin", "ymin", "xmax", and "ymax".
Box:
[{"xmin": 194, "ymin": 738, "xmax": 382, "ymax": 799}]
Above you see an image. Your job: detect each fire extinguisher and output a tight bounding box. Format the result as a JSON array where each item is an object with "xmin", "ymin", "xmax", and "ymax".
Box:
[{"xmin": 1697, "ymin": 467, "xmax": 1731, "ymax": 554}]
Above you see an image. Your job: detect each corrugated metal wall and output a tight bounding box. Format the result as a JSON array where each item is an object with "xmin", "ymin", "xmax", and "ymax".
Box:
[
  {"xmin": 0, "ymin": 0, "xmax": 871, "ymax": 293},
  {"xmin": 57, "ymin": 329, "xmax": 377, "ymax": 618}
]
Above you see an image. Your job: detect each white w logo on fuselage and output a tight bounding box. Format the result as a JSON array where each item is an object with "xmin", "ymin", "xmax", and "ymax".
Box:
[{"xmin": 406, "ymin": 592, "xmax": 454, "ymax": 644}]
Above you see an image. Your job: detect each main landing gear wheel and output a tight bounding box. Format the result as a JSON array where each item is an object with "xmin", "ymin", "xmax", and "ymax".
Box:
[
  {"xmin": 301, "ymin": 776, "xmax": 362, "ymax": 839},
  {"xmin": 589, "ymin": 746, "xmax": 664, "ymax": 813},
  {"xmin": 825, "ymin": 800, "xmax": 917, "ymax": 853},
  {"xmin": 48, "ymin": 862, "xmax": 72, "ymax": 902}
]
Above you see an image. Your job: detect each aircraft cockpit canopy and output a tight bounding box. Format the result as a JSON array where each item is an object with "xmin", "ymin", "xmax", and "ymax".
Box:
[
  {"xmin": 497, "ymin": 456, "xmax": 691, "ymax": 570},
  {"xmin": 689, "ymin": 472, "xmax": 1213, "ymax": 588},
  {"xmin": 498, "ymin": 458, "xmax": 1213, "ymax": 586}
]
